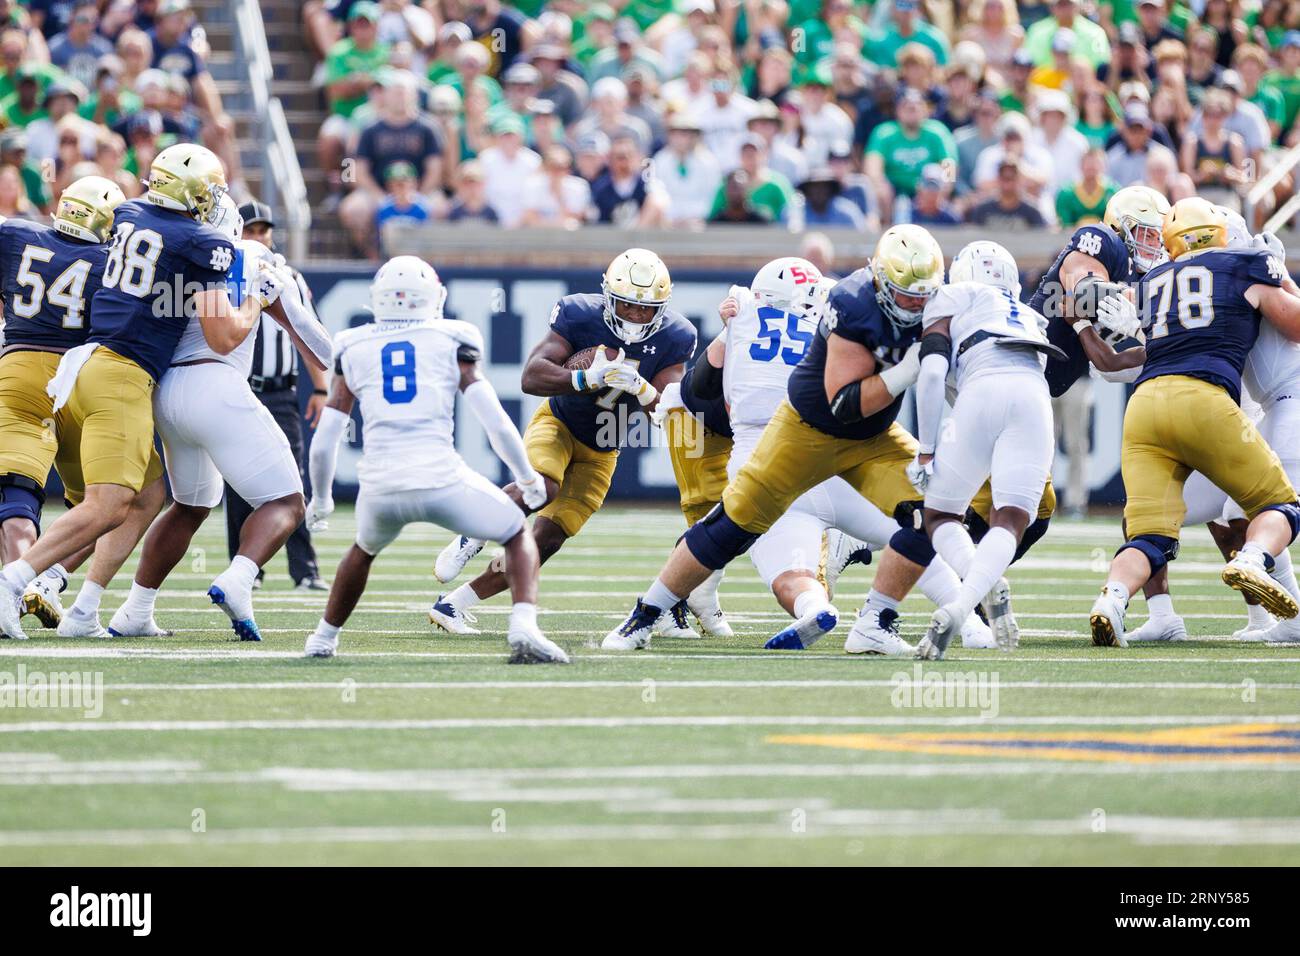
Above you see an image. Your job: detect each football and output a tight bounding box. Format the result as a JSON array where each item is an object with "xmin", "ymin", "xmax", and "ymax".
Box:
[{"xmin": 564, "ymin": 345, "xmax": 622, "ymax": 370}]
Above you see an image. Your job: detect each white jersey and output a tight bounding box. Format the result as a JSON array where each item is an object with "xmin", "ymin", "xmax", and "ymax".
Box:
[
  {"xmin": 334, "ymin": 318, "xmax": 482, "ymax": 494},
  {"xmin": 722, "ymin": 286, "xmax": 819, "ymax": 429},
  {"xmin": 1243, "ymin": 320, "xmax": 1300, "ymax": 405},
  {"xmin": 170, "ymin": 237, "xmax": 276, "ymax": 375},
  {"xmin": 922, "ymin": 282, "xmax": 1050, "ymax": 392}
]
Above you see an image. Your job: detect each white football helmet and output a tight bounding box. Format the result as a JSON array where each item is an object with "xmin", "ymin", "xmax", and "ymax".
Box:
[
  {"xmin": 949, "ymin": 240, "xmax": 1020, "ymax": 298},
  {"xmin": 601, "ymin": 248, "xmax": 672, "ymax": 343},
  {"xmin": 1217, "ymin": 204, "xmax": 1251, "ymax": 250},
  {"xmin": 370, "ymin": 255, "xmax": 447, "ymax": 322},
  {"xmin": 750, "ymin": 256, "xmax": 826, "ymax": 316},
  {"xmin": 209, "ymin": 191, "xmax": 243, "ymax": 243}
]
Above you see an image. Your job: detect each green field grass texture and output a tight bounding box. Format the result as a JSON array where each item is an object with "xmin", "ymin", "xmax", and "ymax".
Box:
[{"xmin": 2, "ymin": 504, "xmax": 1299, "ymax": 865}]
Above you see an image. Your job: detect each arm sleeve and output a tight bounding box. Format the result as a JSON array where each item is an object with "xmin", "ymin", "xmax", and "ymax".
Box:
[
  {"xmin": 308, "ymin": 405, "xmax": 349, "ymax": 502},
  {"xmin": 915, "ymin": 351, "xmax": 949, "ymax": 455},
  {"xmin": 277, "ymin": 275, "xmax": 333, "ymax": 368},
  {"xmin": 463, "ymin": 379, "xmax": 537, "ymax": 484}
]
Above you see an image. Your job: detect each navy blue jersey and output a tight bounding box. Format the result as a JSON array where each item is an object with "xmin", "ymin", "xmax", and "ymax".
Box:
[
  {"xmin": 679, "ymin": 361, "xmax": 733, "ymax": 438},
  {"xmin": 1030, "ymin": 224, "xmax": 1134, "ymax": 397},
  {"xmin": 787, "ymin": 267, "xmax": 920, "ymax": 440},
  {"xmin": 548, "ymin": 293, "xmax": 698, "ymax": 450},
  {"xmin": 88, "ymin": 199, "xmax": 235, "ymax": 382},
  {"xmin": 0, "ymin": 218, "xmax": 109, "ymax": 351},
  {"xmin": 1135, "ymin": 248, "xmax": 1285, "ymax": 402}
]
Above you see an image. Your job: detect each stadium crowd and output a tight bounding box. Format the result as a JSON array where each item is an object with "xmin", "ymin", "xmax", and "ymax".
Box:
[{"xmin": 302, "ymin": 0, "xmax": 1300, "ymax": 258}]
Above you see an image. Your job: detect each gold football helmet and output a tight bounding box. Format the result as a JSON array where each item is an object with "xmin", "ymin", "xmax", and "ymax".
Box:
[
  {"xmin": 53, "ymin": 175, "xmax": 125, "ymax": 242},
  {"xmin": 1163, "ymin": 197, "xmax": 1229, "ymax": 260},
  {"xmin": 1104, "ymin": 185, "xmax": 1171, "ymax": 273},
  {"xmin": 871, "ymin": 224, "xmax": 945, "ymax": 329},
  {"xmin": 602, "ymin": 247, "xmax": 673, "ymax": 343},
  {"xmin": 146, "ymin": 142, "xmax": 227, "ymax": 223}
]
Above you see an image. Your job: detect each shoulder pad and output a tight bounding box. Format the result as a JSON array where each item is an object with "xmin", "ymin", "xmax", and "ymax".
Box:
[{"xmin": 441, "ymin": 319, "xmax": 485, "ymax": 352}]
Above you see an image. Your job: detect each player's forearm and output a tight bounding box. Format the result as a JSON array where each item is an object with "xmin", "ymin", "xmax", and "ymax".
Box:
[
  {"xmin": 197, "ymin": 293, "xmax": 261, "ymax": 354},
  {"xmin": 914, "ymin": 353, "xmax": 948, "ymax": 455},
  {"xmin": 521, "ymin": 357, "xmax": 581, "ymax": 396},
  {"xmin": 1078, "ymin": 325, "xmax": 1145, "ymax": 371},
  {"xmin": 309, "ymin": 406, "xmax": 348, "ymax": 502}
]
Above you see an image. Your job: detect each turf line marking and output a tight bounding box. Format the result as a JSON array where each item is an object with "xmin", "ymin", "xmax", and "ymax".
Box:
[{"xmin": 86, "ymin": 679, "xmax": 1300, "ymax": 691}]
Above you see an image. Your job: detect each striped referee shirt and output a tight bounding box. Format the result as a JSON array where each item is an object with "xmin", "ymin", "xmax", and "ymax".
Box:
[{"xmin": 251, "ymin": 270, "xmax": 316, "ymax": 382}]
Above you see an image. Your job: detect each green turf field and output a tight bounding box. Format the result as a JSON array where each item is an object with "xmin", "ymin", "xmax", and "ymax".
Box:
[{"xmin": 2, "ymin": 504, "xmax": 1299, "ymax": 865}]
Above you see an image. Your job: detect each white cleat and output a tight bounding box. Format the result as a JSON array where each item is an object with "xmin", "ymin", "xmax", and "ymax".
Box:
[
  {"xmin": 687, "ymin": 574, "xmax": 733, "ymax": 637},
  {"xmin": 960, "ymin": 614, "xmax": 997, "ymax": 649},
  {"xmin": 508, "ymin": 624, "xmax": 570, "ymax": 664},
  {"xmin": 304, "ymin": 632, "xmax": 339, "ymax": 658},
  {"xmin": 601, "ymin": 600, "xmax": 659, "ymax": 650},
  {"xmin": 844, "ymin": 606, "xmax": 915, "ymax": 656},
  {"xmin": 207, "ymin": 569, "xmax": 262, "ymax": 642},
  {"xmin": 22, "ymin": 568, "xmax": 66, "ymax": 628},
  {"xmin": 1252, "ymin": 618, "xmax": 1300, "ymax": 644},
  {"xmin": 916, "ymin": 605, "xmax": 961, "ymax": 660},
  {"xmin": 1127, "ymin": 615, "xmax": 1187, "ymax": 642},
  {"xmin": 819, "ymin": 530, "xmax": 869, "ymax": 599},
  {"xmin": 1232, "ymin": 606, "xmax": 1276, "ymax": 640},
  {"xmin": 56, "ymin": 610, "xmax": 110, "ymax": 639},
  {"xmin": 0, "ymin": 578, "xmax": 29, "ymax": 640},
  {"xmin": 981, "ymin": 577, "xmax": 1019, "ymax": 651},
  {"xmin": 106, "ymin": 608, "xmax": 175, "ymax": 637},
  {"xmin": 429, "ymin": 596, "xmax": 481, "ymax": 635},
  {"xmin": 1090, "ymin": 592, "xmax": 1128, "ymax": 648},
  {"xmin": 1222, "ymin": 552, "xmax": 1299, "ymax": 618},
  {"xmin": 652, "ymin": 601, "xmax": 699, "ymax": 639},
  {"xmin": 435, "ymin": 535, "xmax": 485, "ymax": 584}
]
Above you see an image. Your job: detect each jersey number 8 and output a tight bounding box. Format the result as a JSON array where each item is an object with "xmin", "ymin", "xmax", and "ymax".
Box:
[
  {"xmin": 1145, "ymin": 265, "xmax": 1215, "ymax": 339},
  {"xmin": 11, "ymin": 244, "xmax": 92, "ymax": 329},
  {"xmin": 381, "ymin": 340, "xmax": 418, "ymax": 404}
]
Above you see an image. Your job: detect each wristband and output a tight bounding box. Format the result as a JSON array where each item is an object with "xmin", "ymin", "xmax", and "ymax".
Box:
[
  {"xmin": 313, "ymin": 388, "xmax": 327, "ymax": 396},
  {"xmin": 1072, "ymin": 319, "xmax": 1092, "ymax": 335},
  {"xmin": 634, "ymin": 381, "xmax": 658, "ymax": 407},
  {"xmin": 571, "ymin": 369, "xmax": 588, "ymax": 392},
  {"xmin": 879, "ymin": 361, "xmax": 917, "ymax": 397}
]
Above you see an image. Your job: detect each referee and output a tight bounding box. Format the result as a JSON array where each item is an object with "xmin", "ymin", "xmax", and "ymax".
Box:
[{"xmin": 224, "ymin": 201, "xmax": 328, "ymax": 591}]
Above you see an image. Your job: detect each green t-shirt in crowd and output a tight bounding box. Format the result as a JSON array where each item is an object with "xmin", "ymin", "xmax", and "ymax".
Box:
[
  {"xmin": 1263, "ymin": 70, "xmax": 1300, "ymax": 134},
  {"xmin": 862, "ymin": 21, "xmax": 950, "ymax": 68},
  {"xmin": 0, "ymin": 95, "xmax": 45, "ymax": 128},
  {"xmin": 1250, "ymin": 84, "xmax": 1287, "ymax": 137},
  {"xmin": 1023, "ymin": 15, "xmax": 1112, "ymax": 68},
  {"xmin": 866, "ymin": 119, "xmax": 957, "ymax": 197},
  {"xmin": 1056, "ymin": 179, "xmax": 1118, "ymax": 227},
  {"xmin": 793, "ymin": 15, "xmax": 868, "ymax": 65},
  {"xmin": 708, "ymin": 169, "xmax": 794, "ymax": 222},
  {"xmin": 78, "ymin": 89, "xmax": 142, "ymax": 127},
  {"xmin": 0, "ymin": 62, "xmax": 64, "ymax": 104},
  {"xmin": 324, "ymin": 38, "xmax": 390, "ymax": 118},
  {"xmin": 18, "ymin": 160, "xmax": 49, "ymax": 211},
  {"xmin": 1076, "ymin": 120, "xmax": 1116, "ymax": 149}
]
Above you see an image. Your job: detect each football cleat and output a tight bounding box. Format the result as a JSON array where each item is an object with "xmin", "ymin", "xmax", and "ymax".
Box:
[
  {"xmin": 1251, "ymin": 618, "xmax": 1300, "ymax": 644},
  {"xmin": 844, "ymin": 606, "xmax": 915, "ymax": 656},
  {"xmin": 1233, "ymin": 605, "xmax": 1276, "ymax": 640},
  {"xmin": 22, "ymin": 571, "xmax": 66, "ymax": 628},
  {"xmin": 304, "ymin": 632, "xmax": 339, "ymax": 658},
  {"xmin": 1089, "ymin": 592, "xmax": 1128, "ymax": 648},
  {"xmin": 1127, "ymin": 615, "xmax": 1187, "ymax": 642},
  {"xmin": 0, "ymin": 578, "xmax": 29, "ymax": 640},
  {"xmin": 106, "ymin": 608, "xmax": 175, "ymax": 637},
  {"xmin": 602, "ymin": 599, "xmax": 660, "ymax": 650},
  {"xmin": 57, "ymin": 610, "xmax": 110, "ymax": 639},
  {"xmin": 818, "ymin": 530, "xmax": 871, "ymax": 599},
  {"xmin": 960, "ymin": 614, "xmax": 996, "ymax": 649},
  {"xmin": 765, "ymin": 604, "xmax": 839, "ymax": 650},
  {"xmin": 429, "ymin": 597, "xmax": 481, "ymax": 635},
  {"xmin": 507, "ymin": 624, "xmax": 570, "ymax": 664},
  {"xmin": 687, "ymin": 573, "xmax": 733, "ymax": 637},
  {"xmin": 208, "ymin": 569, "xmax": 261, "ymax": 642},
  {"xmin": 435, "ymin": 535, "xmax": 485, "ymax": 584},
  {"xmin": 1222, "ymin": 552, "xmax": 1299, "ymax": 618},
  {"xmin": 916, "ymin": 605, "xmax": 961, "ymax": 660},
  {"xmin": 652, "ymin": 600, "xmax": 699, "ymax": 639},
  {"xmin": 294, "ymin": 576, "xmax": 329, "ymax": 592},
  {"xmin": 981, "ymin": 577, "xmax": 1019, "ymax": 651}
]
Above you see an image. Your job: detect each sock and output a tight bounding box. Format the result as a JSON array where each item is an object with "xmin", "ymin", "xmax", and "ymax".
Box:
[
  {"xmin": 225, "ymin": 555, "xmax": 260, "ymax": 590},
  {"xmin": 1146, "ymin": 593, "xmax": 1175, "ymax": 620},
  {"xmin": 510, "ymin": 602, "xmax": 538, "ymax": 630},
  {"xmin": 931, "ymin": 522, "xmax": 977, "ymax": 578},
  {"xmin": 793, "ymin": 586, "xmax": 830, "ymax": 620},
  {"xmin": 43, "ymin": 563, "xmax": 68, "ymax": 590},
  {"xmin": 447, "ymin": 583, "xmax": 481, "ymax": 610},
  {"xmin": 917, "ymin": 557, "xmax": 962, "ymax": 608},
  {"xmin": 1104, "ymin": 580, "xmax": 1131, "ymax": 605},
  {"xmin": 69, "ymin": 580, "xmax": 104, "ymax": 617},
  {"xmin": 1272, "ymin": 548, "xmax": 1300, "ymax": 601},
  {"xmin": 690, "ymin": 569, "xmax": 723, "ymax": 606},
  {"xmin": 643, "ymin": 577, "xmax": 683, "ymax": 613},
  {"xmin": 315, "ymin": 619, "xmax": 340, "ymax": 640},
  {"xmin": 121, "ymin": 582, "xmax": 159, "ymax": 616},
  {"xmin": 865, "ymin": 589, "xmax": 899, "ymax": 613},
  {"xmin": 1247, "ymin": 603, "xmax": 1273, "ymax": 629},
  {"xmin": 955, "ymin": 527, "xmax": 1017, "ymax": 619},
  {"xmin": 2, "ymin": 560, "xmax": 36, "ymax": 590}
]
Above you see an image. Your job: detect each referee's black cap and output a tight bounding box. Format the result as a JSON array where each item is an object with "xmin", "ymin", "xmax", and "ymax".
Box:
[{"xmin": 238, "ymin": 201, "xmax": 275, "ymax": 228}]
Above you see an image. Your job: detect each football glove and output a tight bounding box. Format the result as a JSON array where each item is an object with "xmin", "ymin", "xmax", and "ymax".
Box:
[
  {"xmin": 252, "ymin": 262, "xmax": 290, "ymax": 308},
  {"xmin": 879, "ymin": 340, "xmax": 922, "ymax": 397},
  {"xmin": 650, "ymin": 381, "xmax": 686, "ymax": 426},
  {"xmin": 1096, "ymin": 292, "xmax": 1140, "ymax": 341},
  {"xmin": 906, "ymin": 455, "xmax": 933, "ymax": 495},
  {"xmin": 1253, "ymin": 231, "xmax": 1286, "ymax": 260},
  {"xmin": 582, "ymin": 346, "xmax": 625, "ymax": 389},
  {"xmin": 602, "ymin": 364, "xmax": 659, "ymax": 406},
  {"xmin": 516, "ymin": 473, "xmax": 548, "ymax": 510},
  {"xmin": 306, "ymin": 495, "xmax": 333, "ymax": 532}
]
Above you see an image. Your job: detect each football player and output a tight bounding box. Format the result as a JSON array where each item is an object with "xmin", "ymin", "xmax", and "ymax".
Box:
[
  {"xmin": 1090, "ymin": 198, "xmax": 1300, "ymax": 647},
  {"xmin": 429, "ymin": 248, "xmax": 697, "ymax": 632},
  {"xmin": 105, "ymin": 193, "xmax": 330, "ymax": 641},
  {"xmin": 0, "ymin": 144, "xmax": 286, "ymax": 640},
  {"xmin": 603, "ymin": 226, "xmax": 946, "ymax": 656},
  {"xmin": 302, "ymin": 257, "xmax": 566, "ymax": 663},
  {"xmin": 0, "ymin": 175, "xmax": 168, "ymax": 638},
  {"xmin": 909, "ymin": 242, "xmax": 1061, "ymax": 660}
]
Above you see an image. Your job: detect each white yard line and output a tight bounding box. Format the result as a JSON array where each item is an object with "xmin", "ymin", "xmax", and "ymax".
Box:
[{"xmin": 82, "ymin": 679, "xmax": 1300, "ymax": 691}]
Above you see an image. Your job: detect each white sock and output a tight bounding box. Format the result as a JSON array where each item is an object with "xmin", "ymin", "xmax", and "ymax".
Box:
[
  {"xmin": 1146, "ymin": 593, "xmax": 1175, "ymax": 620},
  {"xmin": 70, "ymin": 581, "xmax": 104, "ymax": 617},
  {"xmin": 1104, "ymin": 580, "xmax": 1131, "ymax": 605},
  {"xmin": 955, "ymin": 527, "xmax": 1017, "ymax": 618},
  {"xmin": 917, "ymin": 557, "xmax": 962, "ymax": 608},
  {"xmin": 931, "ymin": 521, "xmax": 977, "ymax": 578},
  {"xmin": 43, "ymin": 563, "xmax": 68, "ymax": 589},
  {"xmin": 865, "ymin": 589, "xmax": 899, "ymax": 613},
  {"xmin": 690, "ymin": 569, "xmax": 723, "ymax": 605},
  {"xmin": 1248, "ymin": 603, "xmax": 1274, "ymax": 629},
  {"xmin": 643, "ymin": 577, "xmax": 683, "ymax": 612},
  {"xmin": 510, "ymin": 602, "xmax": 538, "ymax": 630},
  {"xmin": 2, "ymin": 560, "xmax": 36, "ymax": 590},
  {"xmin": 447, "ymin": 583, "xmax": 481, "ymax": 610},
  {"xmin": 793, "ymin": 586, "xmax": 830, "ymax": 620},
  {"xmin": 1272, "ymin": 548, "xmax": 1300, "ymax": 600},
  {"xmin": 224, "ymin": 555, "xmax": 260, "ymax": 590},
  {"xmin": 121, "ymin": 582, "xmax": 159, "ymax": 616},
  {"xmin": 315, "ymin": 619, "xmax": 340, "ymax": 640}
]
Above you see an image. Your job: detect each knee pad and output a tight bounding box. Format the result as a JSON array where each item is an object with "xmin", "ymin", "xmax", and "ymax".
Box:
[
  {"xmin": 1259, "ymin": 502, "xmax": 1300, "ymax": 544},
  {"xmin": 889, "ymin": 526, "xmax": 935, "ymax": 567},
  {"xmin": 893, "ymin": 498, "xmax": 924, "ymax": 530},
  {"xmin": 963, "ymin": 507, "xmax": 991, "ymax": 544},
  {"xmin": 0, "ymin": 474, "xmax": 44, "ymax": 531},
  {"xmin": 1116, "ymin": 534, "xmax": 1180, "ymax": 574},
  {"xmin": 1013, "ymin": 517, "xmax": 1050, "ymax": 563},
  {"xmin": 683, "ymin": 504, "xmax": 760, "ymax": 570}
]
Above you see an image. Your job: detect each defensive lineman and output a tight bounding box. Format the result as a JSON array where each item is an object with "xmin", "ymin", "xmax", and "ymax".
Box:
[{"xmin": 303, "ymin": 257, "xmax": 567, "ymax": 663}]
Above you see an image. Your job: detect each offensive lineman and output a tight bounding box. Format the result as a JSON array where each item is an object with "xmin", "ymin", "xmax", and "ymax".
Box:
[{"xmin": 303, "ymin": 256, "xmax": 567, "ymax": 663}]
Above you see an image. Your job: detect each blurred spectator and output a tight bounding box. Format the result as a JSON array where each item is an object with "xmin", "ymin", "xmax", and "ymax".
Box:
[
  {"xmin": 526, "ymin": 97, "xmax": 564, "ymax": 155},
  {"xmin": 479, "ymin": 112, "xmax": 541, "ymax": 227},
  {"xmin": 1075, "ymin": 85, "xmax": 1116, "ymax": 148},
  {"xmin": 794, "ymin": 65, "xmax": 852, "ymax": 167},
  {"xmin": 571, "ymin": 77, "xmax": 653, "ymax": 155},
  {"xmin": 708, "ymin": 133, "xmax": 792, "ymax": 222},
  {"xmin": 320, "ymin": 3, "xmax": 390, "ymax": 206},
  {"xmin": 574, "ymin": 130, "xmax": 610, "ymax": 183},
  {"xmin": 590, "ymin": 133, "xmax": 667, "ymax": 226},
  {"xmin": 790, "ymin": 167, "xmax": 868, "ymax": 229},
  {"xmin": 695, "ymin": 65, "xmax": 757, "ymax": 169},
  {"xmin": 0, "ymin": 161, "xmax": 31, "ymax": 218},
  {"xmin": 999, "ymin": 48, "xmax": 1037, "ymax": 114},
  {"xmin": 958, "ymin": 0, "xmax": 1023, "ymax": 74},
  {"xmin": 1186, "ymin": 69, "xmax": 1269, "ymax": 162},
  {"xmin": 531, "ymin": 44, "xmax": 587, "ymax": 126},
  {"xmin": 967, "ymin": 158, "xmax": 1047, "ymax": 227},
  {"xmin": 657, "ymin": 0, "xmax": 717, "ymax": 78},
  {"xmin": 622, "ymin": 63, "xmax": 665, "ymax": 150},
  {"xmin": 0, "ymin": 29, "xmax": 59, "ymax": 103},
  {"xmin": 1106, "ymin": 104, "xmax": 1176, "ymax": 185},
  {"xmin": 662, "ymin": 51, "xmax": 710, "ymax": 113},
  {"xmin": 447, "ymin": 160, "xmax": 499, "ymax": 222},
  {"xmin": 1, "ymin": 68, "xmax": 44, "ymax": 128},
  {"xmin": 491, "ymin": 61, "xmax": 542, "ymax": 136},
  {"xmin": 1032, "ymin": 89, "xmax": 1089, "ymax": 198},
  {"xmin": 800, "ymin": 231, "xmax": 836, "ymax": 277},
  {"xmin": 709, "ymin": 169, "xmax": 768, "ymax": 223},
  {"xmin": 48, "ymin": 1, "xmax": 111, "ymax": 90},
  {"xmin": 826, "ymin": 140, "xmax": 880, "ymax": 229},
  {"xmin": 464, "ymin": 0, "xmax": 538, "ymax": 77},
  {"xmin": 973, "ymin": 111, "xmax": 1051, "ymax": 202},
  {"xmin": 747, "ymin": 99, "xmax": 807, "ymax": 187},
  {"xmin": 1270, "ymin": 32, "xmax": 1300, "ymax": 146},
  {"xmin": 447, "ymin": 38, "xmax": 500, "ymax": 107},
  {"xmin": 1186, "ymin": 27, "xmax": 1224, "ymax": 102},
  {"xmin": 26, "ymin": 80, "xmax": 89, "ymax": 164},
  {"xmin": 936, "ymin": 48, "xmax": 982, "ymax": 130},
  {"xmin": 1180, "ymin": 88, "xmax": 1248, "ymax": 205},
  {"xmin": 1136, "ymin": 0, "xmax": 1184, "ymax": 50},
  {"xmin": 1055, "ymin": 146, "xmax": 1116, "ymax": 227},
  {"xmin": 901, "ymin": 162, "xmax": 962, "ymax": 224},
  {"xmin": 81, "ymin": 56, "xmax": 141, "ymax": 129},
  {"xmin": 375, "ymin": 160, "xmax": 432, "ymax": 255},
  {"xmin": 588, "ymin": 18, "xmax": 665, "ymax": 84},
  {"xmin": 651, "ymin": 113, "xmax": 723, "ymax": 227},
  {"xmin": 520, "ymin": 144, "xmax": 590, "ymax": 228},
  {"xmin": 1023, "ymin": 0, "xmax": 1110, "ymax": 69},
  {"xmin": 375, "ymin": 0, "xmax": 436, "ymax": 75},
  {"xmin": 95, "ymin": 133, "xmax": 138, "ymax": 198},
  {"xmin": 1099, "ymin": 22, "xmax": 1151, "ymax": 91},
  {"xmin": 865, "ymin": 0, "xmax": 950, "ymax": 68},
  {"xmin": 1202, "ymin": 0, "xmax": 1248, "ymax": 67},
  {"xmin": 750, "ymin": 45, "xmax": 794, "ymax": 106},
  {"xmin": 0, "ymin": 128, "xmax": 51, "ymax": 214},
  {"xmin": 572, "ymin": 5, "xmax": 616, "ymax": 74},
  {"xmin": 954, "ymin": 89, "xmax": 1002, "ymax": 192},
  {"xmin": 865, "ymin": 89, "xmax": 956, "ymax": 215},
  {"xmin": 1234, "ymin": 44, "xmax": 1286, "ymax": 143}
]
